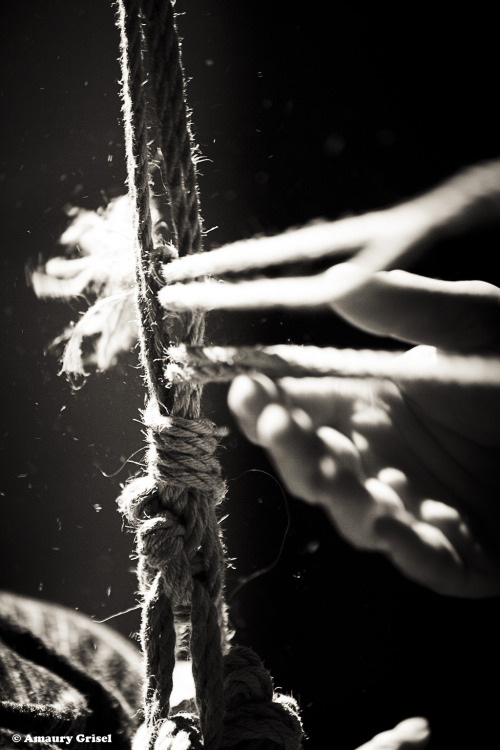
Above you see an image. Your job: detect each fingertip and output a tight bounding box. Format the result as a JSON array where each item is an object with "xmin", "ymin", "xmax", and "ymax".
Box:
[
  {"xmin": 255, "ymin": 403, "xmax": 332, "ymax": 505},
  {"xmin": 373, "ymin": 514, "xmax": 465, "ymax": 595},
  {"xmin": 228, "ymin": 374, "xmax": 281, "ymax": 443},
  {"xmin": 227, "ymin": 375, "xmax": 256, "ymax": 416},
  {"xmin": 228, "ymin": 374, "xmax": 279, "ymax": 413},
  {"xmin": 256, "ymin": 402, "xmax": 295, "ymax": 448}
]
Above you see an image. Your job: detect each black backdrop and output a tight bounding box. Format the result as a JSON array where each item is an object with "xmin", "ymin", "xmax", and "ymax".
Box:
[{"xmin": 1, "ymin": 3, "xmax": 499, "ymax": 748}]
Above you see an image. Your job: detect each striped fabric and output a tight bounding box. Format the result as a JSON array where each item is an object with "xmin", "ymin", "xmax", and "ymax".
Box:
[{"xmin": 0, "ymin": 591, "xmax": 143, "ymax": 749}]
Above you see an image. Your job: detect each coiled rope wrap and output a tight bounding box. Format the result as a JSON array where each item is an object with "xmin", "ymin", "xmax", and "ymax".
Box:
[{"xmin": 115, "ymin": 2, "xmax": 302, "ymax": 748}]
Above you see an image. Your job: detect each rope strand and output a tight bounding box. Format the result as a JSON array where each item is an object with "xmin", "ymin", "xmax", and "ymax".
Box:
[
  {"xmin": 161, "ymin": 219, "xmax": 358, "ymax": 285},
  {"xmin": 165, "ymin": 344, "xmax": 500, "ymax": 386},
  {"xmin": 159, "ymin": 271, "xmax": 340, "ymax": 312}
]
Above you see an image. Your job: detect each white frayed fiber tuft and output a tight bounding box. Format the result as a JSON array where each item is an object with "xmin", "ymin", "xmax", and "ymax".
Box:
[{"xmin": 31, "ymin": 195, "xmax": 141, "ymax": 376}]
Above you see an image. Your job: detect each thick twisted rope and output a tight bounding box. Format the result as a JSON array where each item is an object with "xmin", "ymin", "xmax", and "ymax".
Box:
[
  {"xmin": 115, "ymin": 2, "xmax": 302, "ymax": 749},
  {"xmin": 141, "ymin": 0, "xmax": 204, "ymax": 261},
  {"xmin": 116, "ymin": 2, "xmax": 227, "ymax": 747}
]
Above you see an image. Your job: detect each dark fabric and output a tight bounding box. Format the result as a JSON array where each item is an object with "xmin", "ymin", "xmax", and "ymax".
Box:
[{"xmin": 0, "ymin": 591, "xmax": 143, "ymax": 749}]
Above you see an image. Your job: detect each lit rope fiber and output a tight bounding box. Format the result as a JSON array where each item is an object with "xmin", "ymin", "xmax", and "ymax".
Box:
[
  {"xmin": 157, "ymin": 158, "xmax": 500, "ymax": 313},
  {"xmin": 159, "ymin": 271, "xmax": 342, "ymax": 311},
  {"xmin": 158, "ymin": 221, "xmax": 375, "ymax": 312},
  {"xmin": 165, "ymin": 345, "xmax": 500, "ymax": 386},
  {"xmin": 161, "ymin": 219, "xmax": 358, "ymax": 283},
  {"xmin": 158, "ymin": 158, "xmax": 500, "ymax": 300},
  {"xmin": 115, "ymin": 2, "xmax": 303, "ymax": 749}
]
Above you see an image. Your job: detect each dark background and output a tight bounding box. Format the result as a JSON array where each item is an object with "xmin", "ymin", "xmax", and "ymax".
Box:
[{"xmin": 1, "ymin": 3, "xmax": 499, "ymax": 748}]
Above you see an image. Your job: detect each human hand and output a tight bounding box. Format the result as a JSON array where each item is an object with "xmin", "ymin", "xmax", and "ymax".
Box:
[{"xmin": 228, "ymin": 269, "xmax": 500, "ymax": 597}]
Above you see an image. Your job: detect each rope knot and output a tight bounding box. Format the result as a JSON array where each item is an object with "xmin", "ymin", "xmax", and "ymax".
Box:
[
  {"xmin": 223, "ymin": 646, "xmax": 273, "ymax": 710},
  {"xmin": 140, "ymin": 511, "xmax": 193, "ymax": 602},
  {"xmin": 144, "ymin": 401, "xmax": 225, "ymax": 501},
  {"xmin": 118, "ymin": 474, "xmax": 161, "ymax": 526},
  {"xmin": 139, "ymin": 511, "xmax": 186, "ymax": 565},
  {"xmin": 221, "ymin": 647, "xmax": 303, "ymax": 750},
  {"xmin": 118, "ymin": 475, "xmax": 197, "ymax": 601},
  {"xmin": 117, "ymin": 398, "xmax": 228, "ymax": 606}
]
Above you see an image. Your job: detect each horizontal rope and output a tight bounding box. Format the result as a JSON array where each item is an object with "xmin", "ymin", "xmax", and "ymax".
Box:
[
  {"xmin": 158, "ymin": 269, "xmax": 341, "ymax": 311},
  {"xmin": 158, "ymin": 220, "xmax": 378, "ymax": 312},
  {"xmin": 160, "ymin": 159, "xmax": 500, "ymax": 295},
  {"xmin": 165, "ymin": 344, "xmax": 500, "ymax": 385},
  {"xmin": 162, "ymin": 219, "xmax": 352, "ymax": 283}
]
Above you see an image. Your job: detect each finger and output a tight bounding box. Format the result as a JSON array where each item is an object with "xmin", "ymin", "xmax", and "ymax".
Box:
[
  {"xmin": 254, "ymin": 402, "xmax": 400, "ymax": 550},
  {"xmin": 327, "ymin": 265, "xmax": 500, "ymax": 351},
  {"xmin": 228, "ymin": 374, "xmax": 283, "ymax": 444},
  {"xmin": 278, "ymin": 376, "xmax": 378, "ymax": 430},
  {"xmin": 374, "ymin": 509, "xmax": 500, "ymax": 598},
  {"xmin": 275, "ymin": 378, "xmax": 404, "ymax": 476},
  {"xmin": 355, "ymin": 717, "xmax": 430, "ymax": 750},
  {"xmin": 228, "ymin": 374, "xmax": 379, "ymax": 442},
  {"xmin": 377, "ymin": 469, "xmax": 468, "ymax": 534},
  {"xmin": 376, "ymin": 469, "xmax": 500, "ymax": 589},
  {"xmin": 255, "ymin": 402, "xmax": 364, "ymax": 506}
]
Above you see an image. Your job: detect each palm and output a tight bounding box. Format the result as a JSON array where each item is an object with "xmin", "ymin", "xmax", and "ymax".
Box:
[
  {"xmin": 228, "ymin": 269, "xmax": 500, "ymax": 597},
  {"xmin": 333, "ymin": 355, "xmax": 500, "ymax": 594}
]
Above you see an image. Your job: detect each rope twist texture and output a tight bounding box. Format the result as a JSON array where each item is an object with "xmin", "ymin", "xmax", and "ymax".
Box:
[
  {"xmin": 164, "ymin": 344, "xmax": 500, "ymax": 386},
  {"xmin": 221, "ymin": 647, "xmax": 302, "ymax": 750}
]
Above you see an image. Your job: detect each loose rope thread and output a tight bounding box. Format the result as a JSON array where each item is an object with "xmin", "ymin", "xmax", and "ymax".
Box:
[{"xmin": 115, "ymin": 2, "xmax": 302, "ymax": 749}]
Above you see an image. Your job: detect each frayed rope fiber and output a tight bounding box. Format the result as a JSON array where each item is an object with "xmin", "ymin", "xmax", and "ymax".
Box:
[{"xmin": 114, "ymin": 1, "xmax": 303, "ymax": 749}]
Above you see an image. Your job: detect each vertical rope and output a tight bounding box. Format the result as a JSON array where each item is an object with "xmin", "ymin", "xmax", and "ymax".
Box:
[
  {"xmin": 141, "ymin": 0, "xmax": 204, "ymax": 260},
  {"xmin": 116, "ymin": 2, "xmax": 226, "ymax": 747},
  {"xmin": 115, "ymin": 2, "xmax": 303, "ymax": 748},
  {"xmin": 115, "ymin": 0, "xmax": 163, "ymax": 401}
]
